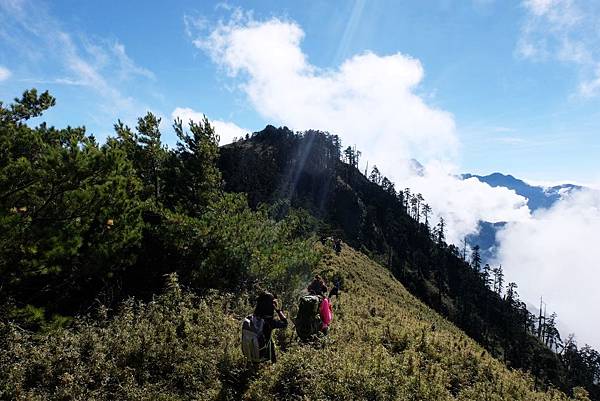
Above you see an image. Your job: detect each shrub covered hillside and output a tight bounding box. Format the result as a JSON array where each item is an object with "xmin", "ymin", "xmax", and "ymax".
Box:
[{"xmin": 1, "ymin": 243, "xmax": 589, "ymax": 400}]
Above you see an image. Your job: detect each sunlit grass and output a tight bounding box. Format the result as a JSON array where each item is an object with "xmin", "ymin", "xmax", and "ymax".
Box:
[{"xmin": 0, "ymin": 245, "xmax": 589, "ymax": 400}]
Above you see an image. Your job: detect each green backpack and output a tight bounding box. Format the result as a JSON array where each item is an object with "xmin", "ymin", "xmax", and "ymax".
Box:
[{"xmin": 295, "ymin": 294, "xmax": 322, "ymax": 341}]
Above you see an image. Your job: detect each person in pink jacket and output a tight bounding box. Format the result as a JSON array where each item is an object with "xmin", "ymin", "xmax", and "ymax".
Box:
[
  {"xmin": 307, "ymin": 275, "xmax": 338, "ymax": 334},
  {"xmin": 320, "ymin": 296, "xmax": 333, "ymax": 333}
]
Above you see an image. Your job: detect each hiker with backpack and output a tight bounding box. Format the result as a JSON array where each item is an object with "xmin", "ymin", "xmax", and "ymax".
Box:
[
  {"xmin": 241, "ymin": 292, "xmax": 288, "ymax": 363},
  {"xmin": 296, "ymin": 275, "xmax": 339, "ymax": 341}
]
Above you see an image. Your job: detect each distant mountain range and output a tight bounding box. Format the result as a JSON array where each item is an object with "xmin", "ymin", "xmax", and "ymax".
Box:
[
  {"xmin": 462, "ymin": 172, "xmax": 582, "ymax": 262},
  {"xmin": 462, "ymin": 172, "xmax": 581, "ymax": 212}
]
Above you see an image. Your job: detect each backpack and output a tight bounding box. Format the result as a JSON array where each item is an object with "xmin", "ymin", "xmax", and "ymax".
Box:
[
  {"xmin": 241, "ymin": 315, "xmax": 271, "ymax": 362},
  {"xmin": 295, "ymin": 295, "xmax": 323, "ymax": 341}
]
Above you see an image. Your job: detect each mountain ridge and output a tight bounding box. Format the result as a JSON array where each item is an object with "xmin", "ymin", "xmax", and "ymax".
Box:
[
  {"xmin": 461, "ymin": 172, "xmax": 582, "ymax": 212},
  {"xmin": 2, "ymin": 91, "xmax": 597, "ymax": 400},
  {"xmin": 218, "ymin": 125, "xmax": 600, "ymax": 399}
]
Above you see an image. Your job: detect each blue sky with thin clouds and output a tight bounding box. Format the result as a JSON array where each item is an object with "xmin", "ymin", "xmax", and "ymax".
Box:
[{"xmin": 1, "ymin": 0, "xmax": 599, "ymax": 183}]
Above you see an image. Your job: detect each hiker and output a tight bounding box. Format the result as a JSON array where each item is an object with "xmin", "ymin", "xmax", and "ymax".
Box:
[
  {"xmin": 333, "ymin": 238, "xmax": 342, "ymax": 255},
  {"xmin": 296, "ymin": 275, "xmax": 337, "ymax": 340},
  {"xmin": 241, "ymin": 292, "xmax": 288, "ymax": 363},
  {"xmin": 311, "ymin": 276, "xmax": 339, "ymax": 334},
  {"xmin": 307, "ymin": 275, "xmax": 327, "ymax": 297}
]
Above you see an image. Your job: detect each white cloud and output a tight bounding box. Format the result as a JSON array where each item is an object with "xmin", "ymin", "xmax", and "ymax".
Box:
[
  {"xmin": 578, "ymin": 65, "xmax": 600, "ymax": 98},
  {"xmin": 523, "ymin": 0, "xmax": 582, "ymax": 23},
  {"xmin": 112, "ymin": 42, "xmax": 156, "ymax": 81},
  {"xmin": 195, "ymin": 13, "xmax": 459, "ymax": 172},
  {"xmin": 171, "ymin": 107, "xmax": 249, "ymax": 145},
  {"xmin": 495, "ymin": 188, "xmax": 600, "ymax": 349},
  {"xmin": 0, "ymin": 65, "xmax": 11, "ymax": 81},
  {"xmin": 184, "ymin": 13, "xmax": 209, "ymax": 37},
  {"xmin": 397, "ymin": 161, "xmax": 530, "ymax": 244},
  {"xmin": 494, "ymin": 136, "xmax": 529, "ymax": 145},
  {"xmin": 518, "ymin": 0, "xmax": 600, "ymax": 97}
]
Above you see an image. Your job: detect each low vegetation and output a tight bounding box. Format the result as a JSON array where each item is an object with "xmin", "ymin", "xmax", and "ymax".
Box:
[{"xmin": 1, "ymin": 244, "xmax": 590, "ymax": 400}]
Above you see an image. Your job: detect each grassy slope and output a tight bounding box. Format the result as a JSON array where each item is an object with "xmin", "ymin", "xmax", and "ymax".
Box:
[
  {"xmin": 1, "ymin": 244, "xmax": 587, "ymax": 400},
  {"xmin": 245, "ymin": 243, "xmax": 584, "ymax": 401}
]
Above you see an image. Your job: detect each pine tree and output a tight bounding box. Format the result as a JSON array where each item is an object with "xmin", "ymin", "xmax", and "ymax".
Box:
[
  {"xmin": 492, "ymin": 265, "xmax": 504, "ymax": 295},
  {"xmin": 506, "ymin": 282, "xmax": 518, "ymax": 304},
  {"xmin": 435, "ymin": 217, "xmax": 445, "ymax": 245},
  {"xmin": 369, "ymin": 166, "xmax": 382, "ymax": 185},
  {"xmin": 421, "ymin": 203, "xmax": 432, "ymax": 230},
  {"xmin": 136, "ymin": 112, "xmax": 166, "ymax": 204},
  {"xmin": 343, "ymin": 145, "xmax": 361, "ymax": 168},
  {"xmin": 544, "ymin": 312, "xmax": 561, "ymax": 350},
  {"xmin": 169, "ymin": 115, "xmax": 222, "ymax": 214},
  {"xmin": 0, "ymin": 89, "xmax": 143, "ymax": 312},
  {"xmin": 415, "ymin": 193, "xmax": 424, "ymax": 223},
  {"xmin": 471, "ymin": 245, "xmax": 481, "ymax": 272},
  {"xmin": 381, "ymin": 177, "xmax": 396, "ymax": 196},
  {"xmin": 482, "ymin": 264, "xmax": 492, "ymax": 289}
]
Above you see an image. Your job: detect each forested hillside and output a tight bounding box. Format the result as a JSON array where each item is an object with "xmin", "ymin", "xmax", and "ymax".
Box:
[
  {"xmin": 0, "ymin": 90, "xmax": 318, "ymax": 325},
  {"xmin": 0, "ymin": 90, "xmax": 597, "ymax": 400},
  {"xmin": 219, "ymin": 125, "xmax": 600, "ymax": 399}
]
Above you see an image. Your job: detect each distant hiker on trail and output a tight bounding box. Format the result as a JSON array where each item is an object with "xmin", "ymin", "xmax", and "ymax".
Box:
[
  {"xmin": 333, "ymin": 238, "xmax": 342, "ymax": 255},
  {"xmin": 241, "ymin": 292, "xmax": 288, "ymax": 363},
  {"xmin": 307, "ymin": 275, "xmax": 327, "ymax": 297},
  {"xmin": 296, "ymin": 275, "xmax": 338, "ymax": 341}
]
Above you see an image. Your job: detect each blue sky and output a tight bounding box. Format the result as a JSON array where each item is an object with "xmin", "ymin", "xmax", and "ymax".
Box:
[{"xmin": 1, "ymin": 0, "xmax": 600, "ymax": 183}]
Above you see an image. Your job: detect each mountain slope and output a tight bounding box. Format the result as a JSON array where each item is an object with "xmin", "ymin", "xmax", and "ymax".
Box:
[
  {"xmin": 252, "ymin": 243, "xmax": 583, "ymax": 400},
  {"xmin": 1, "ymin": 244, "xmax": 586, "ymax": 400},
  {"xmin": 219, "ymin": 126, "xmax": 599, "ymax": 398}
]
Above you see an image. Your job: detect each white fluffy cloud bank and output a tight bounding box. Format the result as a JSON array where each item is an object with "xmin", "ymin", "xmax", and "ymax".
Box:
[
  {"xmin": 171, "ymin": 107, "xmax": 248, "ymax": 145},
  {"xmin": 397, "ymin": 162, "xmax": 530, "ymax": 244},
  {"xmin": 196, "ymin": 15, "xmax": 458, "ymax": 170},
  {"xmin": 496, "ymin": 189, "xmax": 600, "ymax": 349},
  {"xmin": 191, "ymin": 13, "xmax": 531, "ymax": 244}
]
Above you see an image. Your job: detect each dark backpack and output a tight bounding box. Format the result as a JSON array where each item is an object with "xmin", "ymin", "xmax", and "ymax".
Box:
[{"xmin": 295, "ymin": 294, "xmax": 322, "ymax": 341}]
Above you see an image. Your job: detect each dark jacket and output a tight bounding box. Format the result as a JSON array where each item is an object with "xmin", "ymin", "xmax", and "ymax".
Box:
[{"xmin": 258, "ymin": 310, "xmax": 288, "ymax": 362}]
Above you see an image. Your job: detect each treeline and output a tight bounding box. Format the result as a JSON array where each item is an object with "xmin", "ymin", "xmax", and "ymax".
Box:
[
  {"xmin": 219, "ymin": 126, "xmax": 600, "ymax": 399},
  {"xmin": 0, "ymin": 90, "xmax": 318, "ymax": 330}
]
